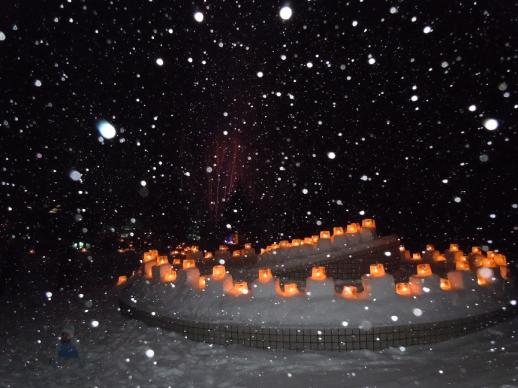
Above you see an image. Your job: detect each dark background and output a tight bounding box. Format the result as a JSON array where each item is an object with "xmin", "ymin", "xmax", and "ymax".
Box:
[{"xmin": 1, "ymin": 0, "xmax": 517, "ymax": 295}]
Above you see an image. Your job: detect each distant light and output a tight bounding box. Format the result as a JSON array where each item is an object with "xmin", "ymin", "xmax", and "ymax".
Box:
[
  {"xmin": 306, "ymin": 62, "xmax": 313, "ymax": 68},
  {"xmin": 468, "ymin": 104, "xmax": 477, "ymax": 112},
  {"xmin": 145, "ymin": 349, "xmax": 155, "ymax": 358},
  {"xmin": 226, "ymin": 223, "xmax": 232, "ymax": 229},
  {"xmin": 442, "ymin": 179, "xmax": 449, "ymax": 184},
  {"xmin": 206, "ymin": 166, "xmax": 213, "ymax": 173},
  {"xmin": 279, "ymin": 6, "xmax": 292, "ymax": 20},
  {"xmin": 341, "ymin": 321, "xmax": 349, "ymax": 327},
  {"xmin": 34, "ymin": 79, "xmax": 42, "ymax": 87},
  {"xmin": 483, "ymin": 118, "xmax": 498, "ymax": 131},
  {"xmin": 45, "ymin": 291, "xmax": 53, "ymax": 299},
  {"xmin": 454, "ymin": 196, "xmax": 461, "ymax": 203},
  {"xmin": 302, "ymin": 188, "xmax": 308, "ymax": 194},
  {"xmin": 327, "ymin": 151, "xmax": 336, "ymax": 159},
  {"xmin": 218, "ymin": 259, "xmax": 226, "ymax": 265},
  {"xmin": 412, "ymin": 308, "xmax": 423, "ymax": 317},
  {"xmin": 423, "ymin": 26, "xmax": 432, "ymax": 34},
  {"xmin": 390, "ymin": 315, "xmax": 398, "ymax": 322},
  {"xmin": 156, "ymin": 58, "xmax": 164, "ymax": 66},
  {"xmin": 256, "ymin": 71, "xmax": 263, "ymax": 78},
  {"xmin": 489, "ymin": 213, "xmax": 496, "ymax": 219},
  {"xmin": 390, "ymin": 7, "xmax": 398, "ymax": 14},
  {"xmin": 140, "ymin": 180, "xmax": 147, "ymax": 187},
  {"xmin": 384, "ymin": 251, "xmax": 392, "ymax": 257},
  {"xmin": 96, "ymin": 120, "xmax": 116, "ymax": 139},
  {"xmin": 194, "ymin": 12, "xmax": 204, "ymax": 23},
  {"xmin": 410, "ymin": 95, "xmax": 418, "ymax": 102},
  {"xmin": 91, "ymin": 320, "xmax": 99, "ymax": 328},
  {"xmin": 368, "ymin": 58, "xmax": 376, "ymax": 65},
  {"xmin": 352, "ymin": 20, "xmax": 358, "ymax": 27},
  {"xmin": 0, "ymin": 31, "xmax": 5, "ymax": 41}
]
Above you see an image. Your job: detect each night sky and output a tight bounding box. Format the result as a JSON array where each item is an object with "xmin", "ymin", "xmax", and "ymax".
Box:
[{"xmin": 1, "ymin": 1, "xmax": 517, "ymax": 278}]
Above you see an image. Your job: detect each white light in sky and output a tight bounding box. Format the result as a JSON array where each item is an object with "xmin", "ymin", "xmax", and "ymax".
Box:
[
  {"xmin": 306, "ymin": 62, "xmax": 313, "ymax": 68},
  {"xmin": 156, "ymin": 58, "xmax": 164, "ymax": 66},
  {"xmin": 194, "ymin": 12, "xmax": 204, "ymax": 23},
  {"xmin": 468, "ymin": 104, "xmax": 477, "ymax": 112},
  {"xmin": 279, "ymin": 6, "xmax": 292, "ymax": 20},
  {"xmin": 327, "ymin": 151, "xmax": 336, "ymax": 159},
  {"xmin": 256, "ymin": 71, "xmax": 263, "ymax": 78},
  {"xmin": 96, "ymin": 120, "xmax": 116, "ymax": 139},
  {"xmin": 91, "ymin": 320, "xmax": 99, "ymax": 328},
  {"xmin": 368, "ymin": 58, "xmax": 376, "ymax": 65},
  {"xmin": 423, "ymin": 26, "xmax": 432, "ymax": 34},
  {"xmin": 140, "ymin": 180, "xmax": 147, "ymax": 187},
  {"xmin": 145, "ymin": 349, "xmax": 155, "ymax": 358},
  {"xmin": 483, "ymin": 118, "xmax": 498, "ymax": 131},
  {"xmin": 410, "ymin": 95, "xmax": 418, "ymax": 102}
]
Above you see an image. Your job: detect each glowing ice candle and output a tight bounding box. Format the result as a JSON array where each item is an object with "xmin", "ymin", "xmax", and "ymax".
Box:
[
  {"xmin": 395, "ymin": 282, "xmax": 412, "ymax": 296},
  {"xmin": 440, "ymin": 278, "xmax": 451, "ymax": 290},
  {"xmin": 342, "ymin": 285, "xmax": 358, "ymax": 299},
  {"xmin": 416, "ymin": 264, "xmax": 432, "ymax": 277},
  {"xmin": 283, "ymin": 283, "xmax": 299, "ymax": 297},
  {"xmin": 311, "ymin": 266, "xmax": 326, "ymax": 281},
  {"xmin": 369, "ymin": 264, "xmax": 385, "ymax": 277},
  {"xmin": 182, "ymin": 259, "xmax": 195, "ymax": 270},
  {"xmin": 212, "ymin": 265, "xmax": 226, "ymax": 281},
  {"xmin": 258, "ymin": 268, "xmax": 273, "ymax": 283}
]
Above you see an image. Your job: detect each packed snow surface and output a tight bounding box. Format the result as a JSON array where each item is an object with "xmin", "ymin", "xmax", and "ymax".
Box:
[{"xmin": 1, "ymin": 288, "xmax": 517, "ymax": 387}]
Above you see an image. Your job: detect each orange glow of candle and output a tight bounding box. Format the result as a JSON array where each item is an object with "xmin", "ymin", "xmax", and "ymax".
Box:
[
  {"xmin": 163, "ymin": 270, "xmax": 177, "ymax": 283},
  {"xmin": 283, "ymin": 283, "xmax": 299, "ymax": 297},
  {"xmin": 416, "ymin": 264, "xmax": 432, "ymax": 277},
  {"xmin": 342, "ymin": 285, "xmax": 358, "ymax": 299},
  {"xmin": 333, "ymin": 227, "xmax": 344, "ymax": 236},
  {"xmin": 395, "ymin": 282, "xmax": 412, "ymax": 296},
  {"xmin": 319, "ymin": 230, "xmax": 331, "ymax": 239},
  {"xmin": 182, "ymin": 259, "xmax": 196, "ymax": 270},
  {"xmin": 212, "ymin": 265, "xmax": 226, "ymax": 281},
  {"xmin": 291, "ymin": 239, "xmax": 301, "ymax": 247},
  {"xmin": 258, "ymin": 268, "xmax": 273, "ymax": 283},
  {"xmin": 346, "ymin": 223, "xmax": 360, "ymax": 234},
  {"xmin": 233, "ymin": 281, "xmax": 249, "ymax": 295},
  {"xmin": 311, "ymin": 266, "xmax": 327, "ymax": 281},
  {"xmin": 361, "ymin": 219, "xmax": 376, "ymax": 229},
  {"xmin": 440, "ymin": 278, "xmax": 451, "ymax": 291},
  {"xmin": 369, "ymin": 264, "xmax": 385, "ymax": 277},
  {"xmin": 456, "ymin": 261, "xmax": 470, "ymax": 271},
  {"xmin": 198, "ymin": 276, "xmax": 206, "ymax": 289}
]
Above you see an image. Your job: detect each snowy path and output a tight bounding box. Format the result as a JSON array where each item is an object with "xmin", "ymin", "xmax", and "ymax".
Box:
[{"xmin": 1, "ymin": 287, "xmax": 517, "ymax": 388}]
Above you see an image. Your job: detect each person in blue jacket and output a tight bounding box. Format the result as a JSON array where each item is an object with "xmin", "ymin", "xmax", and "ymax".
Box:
[{"xmin": 57, "ymin": 324, "xmax": 79, "ymax": 360}]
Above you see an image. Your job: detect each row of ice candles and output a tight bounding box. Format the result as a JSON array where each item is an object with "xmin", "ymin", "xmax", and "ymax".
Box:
[
  {"xmin": 260, "ymin": 219, "xmax": 376, "ymax": 254},
  {"xmin": 157, "ymin": 243, "xmax": 255, "ymax": 261},
  {"xmin": 400, "ymin": 243, "xmax": 508, "ymax": 272},
  {"xmin": 118, "ymin": 260, "xmax": 499, "ymax": 298}
]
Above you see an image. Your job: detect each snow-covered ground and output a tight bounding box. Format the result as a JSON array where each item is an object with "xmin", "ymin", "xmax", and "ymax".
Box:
[{"xmin": 1, "ymin": 286, "xmax": 518, "ymax": 388}]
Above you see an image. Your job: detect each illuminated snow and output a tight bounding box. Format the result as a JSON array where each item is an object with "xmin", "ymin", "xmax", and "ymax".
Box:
[
  {"xmin": 483, "ymin": 118, "xmax": 498, "ymax": 131},
  {"xmin": 194, "ymin": 12, "xmax": 204, "ymax": 23},
  {"xmin": 279, "ymin": 6, "xmax": 293, "ymax": 20},
  {"xmin": 96, "ymin": 120, "xmax": 117, "ymax": 139}
]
